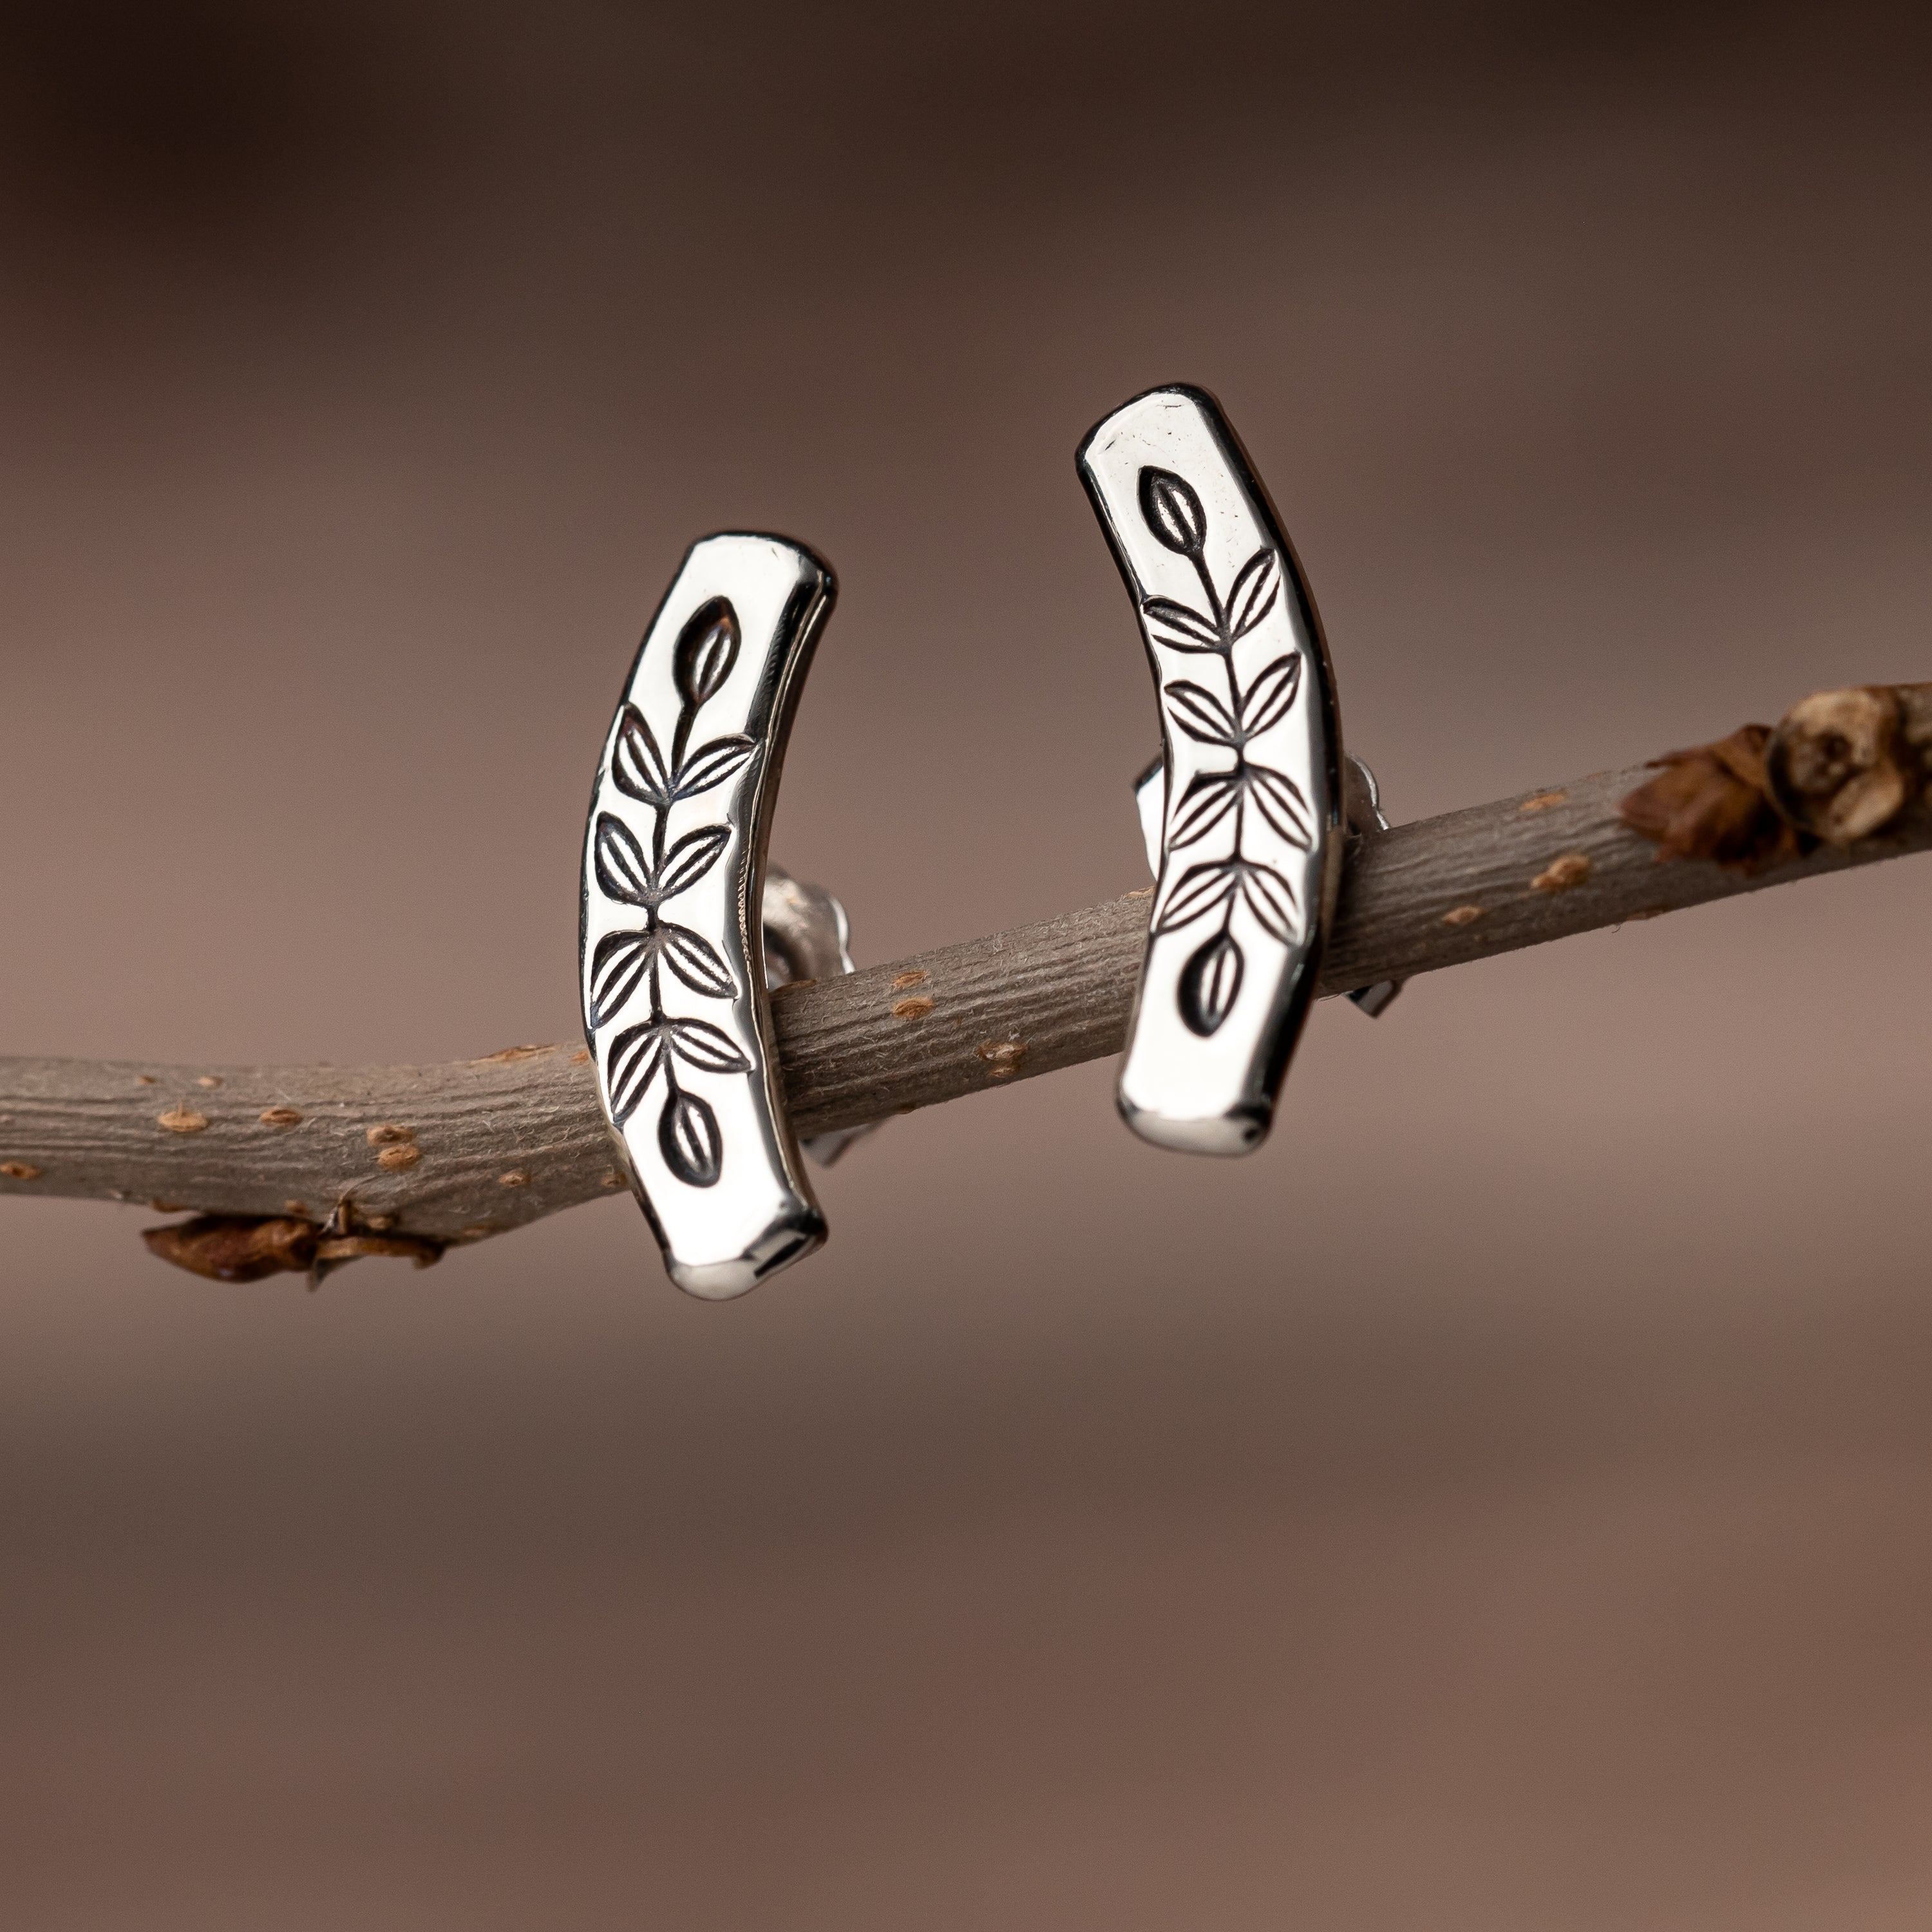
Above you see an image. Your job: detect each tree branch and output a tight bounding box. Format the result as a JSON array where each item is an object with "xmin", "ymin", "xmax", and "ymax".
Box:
[{"xmin": 5, "ymin": 711, "xmax": 1930, "ymax": 1256}]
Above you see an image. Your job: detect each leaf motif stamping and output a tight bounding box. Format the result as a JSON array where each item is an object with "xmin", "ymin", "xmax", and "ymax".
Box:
[
  {"xmin": 579, "ymin": 533, "xmax": 836, "ymax": 1296},
  {"xmin": 587, "ymin": 601, "xmax": 756, "ymax": 1174},
  {"xmin": 1124, "ymin": 472, "xmax": 1303, "ymax": 1030},
  {"xmin": 1078, "ymin": 384, "xmax": 1345, "ymax": 1156}
]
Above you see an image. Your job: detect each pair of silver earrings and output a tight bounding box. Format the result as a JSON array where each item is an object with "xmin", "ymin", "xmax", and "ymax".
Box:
[{"xmin": 579, "ymin": 384, "xmax": 1397, "ymax": 1298}]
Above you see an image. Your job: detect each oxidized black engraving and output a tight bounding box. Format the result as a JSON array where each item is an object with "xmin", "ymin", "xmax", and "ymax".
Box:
[
  {"xmin": 589, "ymin": 596, "xmax": 761, "ymax": 1182},
  {"xmin": 1136, "ymin": 466, "xmax": 1311, "ymax": 1036}
]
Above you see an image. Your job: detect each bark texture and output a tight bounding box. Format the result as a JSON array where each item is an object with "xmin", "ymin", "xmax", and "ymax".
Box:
[{"xmin": 3, "ymin": 753, "xmax": 1929, "ymax": 1251}]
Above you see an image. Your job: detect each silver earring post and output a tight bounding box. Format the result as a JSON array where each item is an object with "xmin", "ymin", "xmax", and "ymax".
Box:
[
  {"xmin": 580, "ymin": 533, "xmax": 834, "ymax": 1297},
  {"xmin": 760, "ymin": 864, "xmax": 879, "ymax": 1168},
  {"xmin": 1079, "ymin": 384, "xmax": 1345, "ymax": 1155}
]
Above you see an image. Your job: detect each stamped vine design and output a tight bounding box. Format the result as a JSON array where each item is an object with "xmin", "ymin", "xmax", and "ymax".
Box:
[
  {"xmin": 589, "ymin": 598, "xmax": 761, "ymax": 1187},
  {"xmin": 1137, "ymin": 466, "xmax": 1311, "ymax": 1037}
]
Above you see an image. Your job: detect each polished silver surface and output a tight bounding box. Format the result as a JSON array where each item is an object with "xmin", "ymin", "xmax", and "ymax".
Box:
[
  {"xmin": 1080, "ymin": 384, "xmax": 1343, "ymax": 1155},
  {"xmin": 1132, "ymin": 750, "xmax": 1405, "ymax": 1020},
  {"xmin": 580, "ymin": 533, "xmax": 833, "ymax": 1298}
]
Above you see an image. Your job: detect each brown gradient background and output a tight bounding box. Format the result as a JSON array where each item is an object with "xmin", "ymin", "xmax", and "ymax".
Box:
[{"xmin": 4, "ymin": 2, "xmax": 1932, "ymax": 1924}]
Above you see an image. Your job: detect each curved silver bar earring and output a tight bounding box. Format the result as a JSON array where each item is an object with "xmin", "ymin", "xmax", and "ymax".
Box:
[
  {"xmin": 1132, "ymin": 754, "xmax": 1403, "ymax": 1019},
  {"xmin": 580, "ymin": 533, "xmax": 836, "ymax": 1298},
  {"xmin": 1080, "ymin": 383, "xmax": 1353, "ymax": 1155}
]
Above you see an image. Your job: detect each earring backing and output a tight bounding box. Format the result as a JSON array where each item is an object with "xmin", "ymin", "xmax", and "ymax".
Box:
[
  {"xmin": 761, "ymin": 863, "xmax": 878, "ymax": 1167},
  {"xmin": 1080, "ymin": 383, "xmax": 1378, "ymax": 1155},
  {"xmin": 580, "ymin": 532, "xmax": 838, "ymax": 1298}
]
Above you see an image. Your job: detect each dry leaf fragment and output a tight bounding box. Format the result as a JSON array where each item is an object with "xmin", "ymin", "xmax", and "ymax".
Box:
[
  {"xmin": 143, "ymin": 1215, "xmax": 318, "ymax": 1282},
  {"xmin": 1619, "ymin": 724, "xmax": 1803, "ymax": 870},
  {"xmin": 142, "ymin": 1211, "xmax": 442, "ymax": 1282},
  {"xmin": 313, "ymin": 1233, "xmax": 442, "ymax": 1269}
]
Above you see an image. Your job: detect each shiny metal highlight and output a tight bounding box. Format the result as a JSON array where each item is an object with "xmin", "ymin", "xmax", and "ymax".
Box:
[
  {"xmin": 1080, "ymin": 384, "xmax": 1343, "ymax": 1155},
  {"xmin": 580, "ymin": 533, "xmax": 833, "ymax": 1297},
  {"xmin": 1133, "ymin": 752, "xmax": 1403, "ymax": 1018}
]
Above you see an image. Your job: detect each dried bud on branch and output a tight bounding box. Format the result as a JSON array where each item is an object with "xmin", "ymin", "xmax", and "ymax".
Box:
[
  {"xmin": 1618, "ymin": 724, "xmax": 1803, "ymax": 869},
  {"xmin": 1622, "ymin": 683, "xmax": 1932, "ymax": 867},
  {"xmin": 1765, "ymin": 686, "xmax": 1914, "ymax": 844}
]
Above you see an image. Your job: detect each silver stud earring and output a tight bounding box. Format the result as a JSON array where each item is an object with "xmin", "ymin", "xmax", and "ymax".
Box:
[
  {"xmin": 1081, "ymin": 384, "xmax": 1396, "ymax": 1155},
  {"xmin": 580, "ymin": 533, "xmax": 851, "ymax": 1297}
]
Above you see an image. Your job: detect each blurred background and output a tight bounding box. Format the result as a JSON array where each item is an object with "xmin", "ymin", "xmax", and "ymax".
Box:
[{"xmin": 3, "ymin": 1, "xmax": 1931, "ymax": 1924}]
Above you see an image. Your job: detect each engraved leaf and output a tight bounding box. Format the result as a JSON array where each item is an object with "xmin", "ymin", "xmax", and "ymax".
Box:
[
  {"xmin": 1178, "ymin": 929, "xmax": 1244, "ymax": 1037},
  {"xmin": 1166, "ymin": 681, "xmax": 1240, "ymax": 748},
  {"xmin": 674, "ymin": 597, "xmax": 741, "ymax": 709},
  {"xmin": 658, "ymin": 1086, "xmax": 723, "ymax": 1188},
  {"xmin": 589, "ymin": 928, "xmax": 656, "ymax": 1027},
  {"xmin": 1225, "ymin": 547, "xmax": 1280, "ymax": 639},
  {"xmin": 1141, "ymin": 596, "xmax": 1224, "ymax": 652},
  {"xmin": 611, "ymin": 704, "xmax": 670, "ymax": 806},
  {"xmin": 1238, "ymin": 862, "xmax": 1300, "ymax": 943},
  {"xmin": 656, "ymin": 823, "xmax": 731, "ymax": 900},
  {"xmin": 658, "ymin": 920, "xmax": 735, "ymax": 999},
  {"xmin": 1169, "ymin": 768, "xmax": 1242, "ymax": 848},
  {"xmin": 674, "ymin": 734, "xmax": 757, "ymax": 799},
  {"xmin": 1245, "ymin": 764, "xmax": 1312, "ymax": 848},
  {"xmin": 1153, "ymin": 859, "xmax": 1239, "ymax": 936},
  {"xmin": 1139, "ymin": 466, "xmax": 1207, "ymax": 557},
  {"xmin": 605, "ymin": 1020, "xmax": 667, "ymax": 1126},
  {"xmin": 1239, "ymin": 653, "xmax": 1302, "ymax": 737},
  {"xmin": 665, "ymin": 1014, "xmax": 753, "ymax": 1075},
  {"xmin": 593, "ymin": 812, "xmax": 654, "ymax": 905}
]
